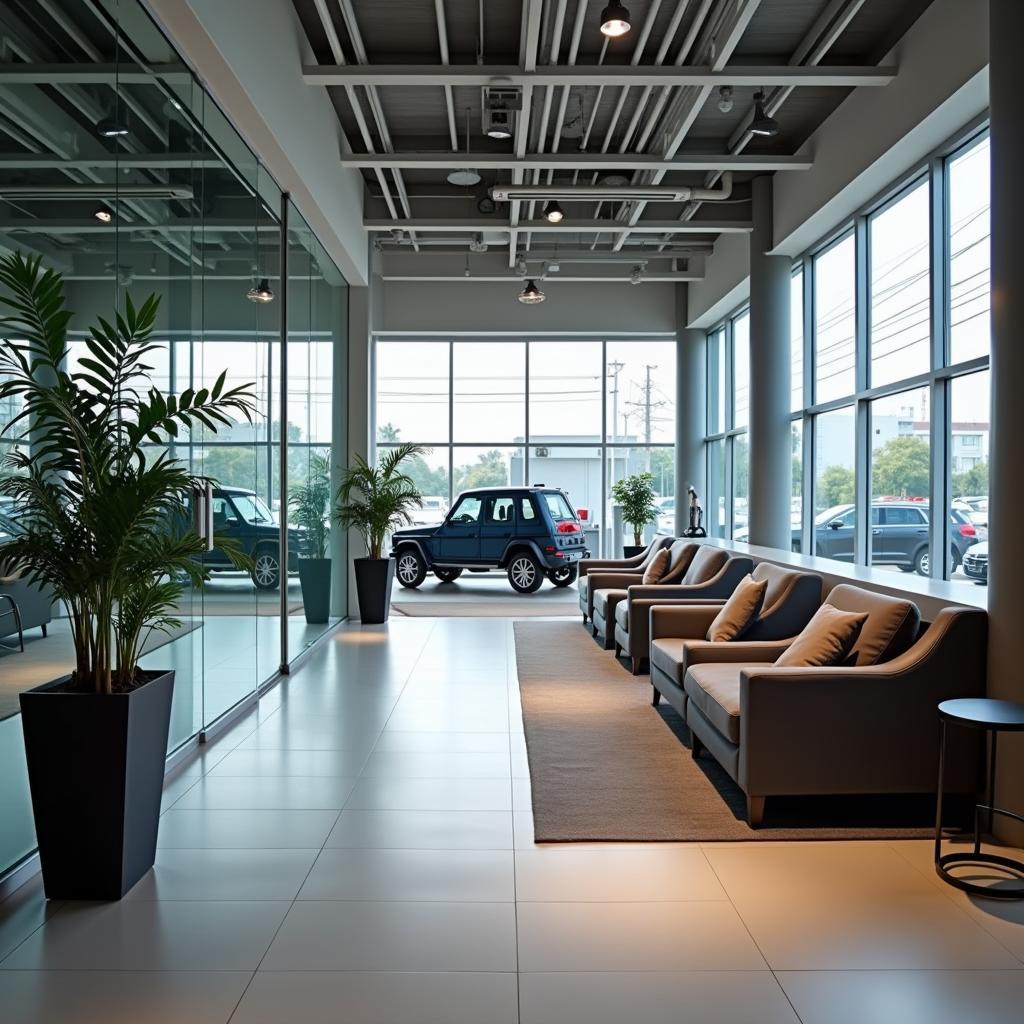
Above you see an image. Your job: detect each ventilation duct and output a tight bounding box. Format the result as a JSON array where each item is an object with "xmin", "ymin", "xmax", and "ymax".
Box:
[{"xmin": 490, "ymin": 173, "xmax": 732, "ymax": 205}]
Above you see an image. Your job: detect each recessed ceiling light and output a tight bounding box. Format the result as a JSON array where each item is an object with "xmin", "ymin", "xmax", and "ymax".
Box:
[
  {"xmin": 92, "ymin": 203, "xmax": 113, "ymax": 223},
  {"xmin": 542, "ymin": 200, "xmax": 565, "ymax": 224},
  {"xmin": 246, "ymin": 278, "xmax": 274, "ymax": 303},
  {"xmin": 600, "ymin": 2, "xmax": 631, "ymax": 37},
  {"xmin": 750, "ymin": 91, "xmax": 780, "ymax": 137},
  {"xmin": 518, "ymin": 279, "xmax": 545, "ymax": 304},
  {"xmin": 96, "ymin": 116, "xmax": 129, "ymax": 138}
]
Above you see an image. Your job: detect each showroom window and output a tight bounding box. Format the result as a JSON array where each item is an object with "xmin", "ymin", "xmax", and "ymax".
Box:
[
  {"xmin": 707, "ymin": 124, "xmax": 991, "ymax": 585},
  {"xmin": 374, "ymin": 338, "xmax": 675, "ymax": 556}
]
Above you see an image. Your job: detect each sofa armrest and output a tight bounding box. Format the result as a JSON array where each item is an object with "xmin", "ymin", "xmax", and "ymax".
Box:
[
  {"xmin": 737, "ymin": 607, "xmax": 988, "ymax": 796},
  {"xmin": 621, "ymin": 598, "xmax": 723, "ymax": 656},
  {"xmin": 681, "ymin": 638, "xmax": 793, "ymax": 666},
  {"xmin": 588, "ymin": 571, "xmax": 645, "ymax": 593},
  {"xmin": 580, "ymin": 559, "xmax": 640, "ymax": 577},
  {"xmin": 650, "ymin": 604, "xmax": 723, "ymax": 642}
]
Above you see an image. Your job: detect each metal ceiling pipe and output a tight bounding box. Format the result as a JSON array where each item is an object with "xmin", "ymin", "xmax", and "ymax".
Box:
[
  {"xmin": 434, "ymin": 0, "xmax": 459, "ymax": 150},
  {"xmin": 493, "ymin": 174, "xmax": 732, "ymax": 202},
  {"xmin": 311, "ymin": 0, "xmax": 400, "ymax": 224}
]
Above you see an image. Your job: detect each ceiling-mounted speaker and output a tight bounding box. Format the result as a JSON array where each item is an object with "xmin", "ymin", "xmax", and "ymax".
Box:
[{"xmin": 483, "ymin": 84, "xmax": 522, "ymax": 140}]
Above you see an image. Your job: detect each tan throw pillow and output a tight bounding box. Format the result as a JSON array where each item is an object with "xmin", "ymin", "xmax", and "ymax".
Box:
[
  {"xmin": 775, "ymin": 604, "xmax": 869, "ymax": 668},
  {"xmin": 706, "ymin": 574, "xmax": 768, "ymax": 642},
  {"xmin": 642, "ymin": 548, "xmax": 670, "ymax": 585}
]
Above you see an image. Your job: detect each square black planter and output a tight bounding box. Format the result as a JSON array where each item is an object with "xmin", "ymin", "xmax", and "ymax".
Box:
[
  {"xmin": 354, "ymin": 557, "xmax": 395, "ymax": 623},
  {"xmin": 19, "ymin": 669, "xmax": 175, "ymax": 900},
  {"xmin": 298, "ymin": 557, "xmax": 332, "ymax": 624}
]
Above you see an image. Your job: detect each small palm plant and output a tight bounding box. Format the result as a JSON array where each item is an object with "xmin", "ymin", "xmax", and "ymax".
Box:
[
  {"xmin": 290, "ymin": 452, "xmax": 331, "ymax": 560},
  {"xmin": 334, "ymin": 443, "xmax": 427, "ymax": 559},
  {"xmin": 611, "ymin": 471, "xmax": 658, "ymax": 547},
  {"xmin": 0, "ymin": 252, "xmax": 255, "ymax": 694}
]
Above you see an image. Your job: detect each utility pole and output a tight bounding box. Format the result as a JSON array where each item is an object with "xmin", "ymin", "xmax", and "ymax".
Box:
[{"xmin": 625, "ymin": 364, "xmax": 665, "ymax": 471}]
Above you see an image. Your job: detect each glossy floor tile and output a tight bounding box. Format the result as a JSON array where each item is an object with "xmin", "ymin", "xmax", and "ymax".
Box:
[{"xmin": 3, "ymin": 615, "xmax": 1024, "ymax": 1024}]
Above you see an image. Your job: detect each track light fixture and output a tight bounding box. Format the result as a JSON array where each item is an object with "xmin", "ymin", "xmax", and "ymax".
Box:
[
  {"xmin": 92, "ymin": 203, "xmax": 113, "ymax": 223},
  {"xmin": 599, "ymin": 2, "xmax": 631, "ymax": 37},
  {"xmin": 542, "ymin": 200, "xmax": 565, "ymax": 224},
  {"xmin": 246, "ymin": 278, "xmax": 274, "ymax": 304},
  {"xmin": 717, "ymin": 86, "xmax": 734, "ymax": 114},
  {"xmin": 96, "ymin": 116, "xmax": 128, "ymax": 138},
  {"xmin": 630, "ymin": 266, "xmax": 642, "ymax": 285},
  {"xmin": 517, "ymin": 279, "xmax": 545, "ymax": 305},
  {"xmin": 750, "ymin": 90, "xmax": 780, "ymax": 138}
]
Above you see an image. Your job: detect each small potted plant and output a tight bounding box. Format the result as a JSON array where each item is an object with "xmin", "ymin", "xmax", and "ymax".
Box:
[
  {"xmin": 290, "ymin": 452, "xmax": 331, "ymax": 624},
  {"xmin": 334, "ymin": 443, "xmax": 426, "ymax": 623},
  {"xmin": 611, "ymin": 471, "xmax": 658, "ymax": 557},
  {"xmin": 0, "ymin": 253, "xmax": 254, "ymax": 899}
]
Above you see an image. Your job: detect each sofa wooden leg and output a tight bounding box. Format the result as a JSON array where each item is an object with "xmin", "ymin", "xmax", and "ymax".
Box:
[
  {"xmin": 691, "ymin": 734, "xmax": 704, "ymax": 760},
  {"xmin": 582, "ymin": 613, "xmax": 588, "ymax": 625},
  {"xmin": 747, "ymin": 796, "xmax": 766, "ymax": 828},
  {"xmin": 41, "ymin": 623, "xmax": 47, "ymax": 638},
  {"xmin": 592, "ymin": 625, "xmax": 599, "ymax": 638},
  {"xmin": 631, "ymin": 656, "xmax": 642, "ymax": 675},
  {"xmin": 651, "ymin": 687, "xmax": 661, "ymax": 707}
]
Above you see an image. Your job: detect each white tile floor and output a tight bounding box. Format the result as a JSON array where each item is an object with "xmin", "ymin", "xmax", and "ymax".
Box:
[{"xmin": 1, "ymin": 615, "xmax": 1023, "ymax": 1023}]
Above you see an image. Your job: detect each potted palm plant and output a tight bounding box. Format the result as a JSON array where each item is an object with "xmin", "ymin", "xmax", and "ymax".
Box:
[
  {"xmin": 334, "ymin": 443, "xmax": 426, "ymax": 623},
  {"xmin": 290, "ymin": 452, "xmax": 331, "ymax": 624},
  {"xmin": 0, "ymin": 253, "xmax": 254, "ymax": 899},
  {"xmin": 611, "ymin": 471, "xmax": 658, "ymax": 557}
]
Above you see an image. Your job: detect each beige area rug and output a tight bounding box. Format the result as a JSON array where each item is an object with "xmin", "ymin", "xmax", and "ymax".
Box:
[
  {"xmin": 514, "ymin": 621, "xmax": 936, "ymax": 842},
  {"xmin": 394, "ymin": 602, "xmax": 576, "ymax": 618}
]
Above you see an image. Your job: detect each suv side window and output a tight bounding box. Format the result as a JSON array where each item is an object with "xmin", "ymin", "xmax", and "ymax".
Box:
[
  {"xmin": 448, "ymin": 496, "xmax": 482, "ymax": 524},
  {"xmin": 212, "ymin": 497, "xmax": 233, "ymax": 528},
  {"xmin": 485, "ymin": 497, "xmax": 515, "ymax": 523},
  {"xmin": 883, "ymin": 507, "xmax": 926, "ymax": 526},
  {"xmin": 519, "ymin": 497, "xmax": 537, "ymax": 521}
]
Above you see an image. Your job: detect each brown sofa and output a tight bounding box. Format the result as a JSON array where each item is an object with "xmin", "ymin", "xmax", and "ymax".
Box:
[
  {"xmin": 613, "ymin": 552, "xmax": 757, "ymax": 674},
  {"xmin": 649, "ymin": 563, "xmax": 823, "ymax": 707},
  {"xmin": 675, "ymin": 584, "xmax": 986, "ymax": 826},
  {"xmin": 588, "ymin": 540, "xmax": 701, "ymax": 651},
  {"xmin": 578, "ymin": 535, "xmax": 673, "ymax": 625}
]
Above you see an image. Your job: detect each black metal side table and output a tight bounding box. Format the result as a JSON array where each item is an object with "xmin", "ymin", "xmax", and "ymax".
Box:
[{"xmin": 935, "ymin": 698, "xmax": 1024, "ymax": 900}]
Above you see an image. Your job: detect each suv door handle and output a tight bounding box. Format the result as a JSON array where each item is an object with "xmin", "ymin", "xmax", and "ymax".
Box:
[{"xmin": 871, "ymin": 529, "xmax": 882, "ymax": 535}]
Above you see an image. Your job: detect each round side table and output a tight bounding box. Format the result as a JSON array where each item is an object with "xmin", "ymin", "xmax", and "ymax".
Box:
[{"xmin": 935, "ymin": 698, "xmax": 1024, "ymax": 900}]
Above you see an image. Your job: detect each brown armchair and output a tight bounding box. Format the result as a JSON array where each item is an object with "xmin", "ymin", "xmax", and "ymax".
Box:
[
  {"xmin": 648, "ymin": 563, "xmax": 823, "ymax": 704},
  {"xmin": 589, "ymin": 540, "xmax": 700, "ymax": 650},
  {"xmin": 578, "ymin": 535, "xmax": 673, "ymax": 625},
  {"xmin": 613, "ymin": 552, "xmax": 757, "ymax": 674},
  {"xmin": 677, "ymin": 584, "xmax": 985, "ymax": 826}
]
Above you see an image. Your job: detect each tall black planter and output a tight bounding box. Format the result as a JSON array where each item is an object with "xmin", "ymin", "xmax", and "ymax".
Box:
[
  {"xmin": 19, "ymin": 669, "xmax": 175, "ymax": 900},
  {"xmin": 623, "ymin": 545, "xmax": 645, "ymax": 558},
  {"xmin": 298, "ymin": 557, "xmax": 332, "ymax": 624},
  {"xmin": 354, "ymin": 557, "xmax": 394, "ymax": 623}
]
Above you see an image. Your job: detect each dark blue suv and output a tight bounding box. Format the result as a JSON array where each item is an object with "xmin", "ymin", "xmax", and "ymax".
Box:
[{"xmin": 390, "ymin": 486, "xmax": 589, "ymax": 593}]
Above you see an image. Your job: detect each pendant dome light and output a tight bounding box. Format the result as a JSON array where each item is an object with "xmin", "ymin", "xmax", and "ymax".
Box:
[
  {"xmin": 247, "ymin": 278, "xmax": 274, "ymax": 304},
  {"xmin": 750, "ymin": 90, "xmax": 780, "ymax": 138},
  {"xmin": 542, "ymin": 199, "xmax": 565, "ymax": 223},
  {"xmin": 447, "ymin": 108, "xmax": 482, "ymax": 188},
  {"xmin": 517, "ymin": 279, "xmax": 545, "ymax": 304},
  {"xmin": 600, "ymin": 3, "xmax": 631, "ymax": 37}
]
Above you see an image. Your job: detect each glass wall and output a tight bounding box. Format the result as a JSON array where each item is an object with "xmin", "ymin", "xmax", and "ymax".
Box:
[
  {"xmin": 705, "ymin": 124, "xmax": 991, "ymax": 586},
  {"xmin": 0, "ymin": 0, "xmax": 347, "ymax": 881},
  {"xmin": 375, "ymin": 338, "xmax": 676, "ymax": 555}
]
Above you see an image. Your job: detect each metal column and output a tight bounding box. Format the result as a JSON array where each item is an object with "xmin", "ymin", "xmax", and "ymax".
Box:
[{"xmin": 278, "ymin": 193, "xmax": 290, "ymax": 673}]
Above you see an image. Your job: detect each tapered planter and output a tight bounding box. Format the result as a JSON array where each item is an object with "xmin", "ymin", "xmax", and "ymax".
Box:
[
  {"xmin": 19, "ymin": 669, "xmax": 175, "ymax": 900},
  {"xmin": 623, "ymin": 545, "xmax": 645, "ymax": 558},
  {"xmin": 298, "ymin": 557, "xmax": 332, "ymax": 624},
  {"xmin": 354, "ymin": 557, "xmax": 395, "ymax": 624}
]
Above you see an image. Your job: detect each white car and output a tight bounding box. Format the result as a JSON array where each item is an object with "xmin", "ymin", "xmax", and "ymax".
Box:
[{"xmin": 411, "ymin": 495, "xmax": 449, "ymax": 527}]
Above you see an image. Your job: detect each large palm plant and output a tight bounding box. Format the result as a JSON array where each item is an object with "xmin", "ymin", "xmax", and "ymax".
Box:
[
  {"xmin": 290, "ymin": 452, "xmax": 331, "ymax": 560},
  {"xmin": 0, "ymin": 252, "xmax": 255, "ymax": 694},
  {"xmin": 334, "ymin": 443, "xmax": 427, "ymax": 559}
]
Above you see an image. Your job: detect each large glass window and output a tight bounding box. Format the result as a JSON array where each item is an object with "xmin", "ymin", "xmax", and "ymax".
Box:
[
  {"xmin": 791, "ymin": 270, "xmax": 804, "ymax": 412},
  {"xmin": 376, "ymin": 341, "xmax": 450, "ymax": 444},
  {"xmin": 948, "ymin": 136, "xmax": 991, "ymax": 363},
  {"xmin": 814, "ymin": 233, "xmax": 857, "ymax": 403},
  {"xmin": 453, "ymin": 342, "xmax": 525, "ymax": 443},
  {"xmin": 814, "ymin": 408, "xmax": 856, "ymax": 562},
  {"xmin": 733, "ymin": 312, "xmax": 750, "ymax": 429},
  {"xmin": 949, "ymin": 370, "xmax": 990, "ymax": 585},
  {"xmin": 708, "ymin": 328, "xmax": 726, "ymax": 433},
  {"xmin": 870, "ymin": 181, "xmax": 930, "ymax": 387}
]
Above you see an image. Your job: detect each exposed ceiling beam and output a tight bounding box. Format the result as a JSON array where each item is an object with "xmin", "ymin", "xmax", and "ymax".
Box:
[
  {"xmin": 366, "ymin": 218, "xmax": 752, "ymax": 234},
  {"xmin": 0, "ymin": 63, "xmax": 189, "ymax": 84},
  {"xmin": 0, "ymin": 154, "xmax": 221, "ymax": 170},
  {"xmin": 341, "ymin": 152, "xmax": 811, "ymax": 171},
  {"xmin": 303, "ymin": 64, "xmax": 895, "ymax": 88}
]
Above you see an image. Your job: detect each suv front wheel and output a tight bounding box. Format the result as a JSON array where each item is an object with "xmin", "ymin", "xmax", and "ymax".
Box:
[
  {"xmin": 548, "ymin": 565, "xmax": 578, "ymax": 587},
  {"xmin": 251, "ymin": 546, "xmax": 281, "ymax": 591},
  {"xmin": 396, "ymin": 548, "xmax": 427, "ymax": 588},
  {"xmin": 507, "ymin": 551, "xmax": 544, "ymax": 594}
]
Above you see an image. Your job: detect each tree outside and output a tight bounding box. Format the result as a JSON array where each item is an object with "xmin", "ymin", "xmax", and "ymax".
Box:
[
  {"xmin": 954, "ymin": 461, "xmax": 988, "ymax": 497},
  {"xmin": 454, "ymin": 450, "xmax": 508, "ymax": 492},
  {"xmin": 872, "ymin": 435, "xmax": 930, "ymax": 498},
  {"xmin": 817, "ymin": 464, "xmax": 855, "ymax": 508}
]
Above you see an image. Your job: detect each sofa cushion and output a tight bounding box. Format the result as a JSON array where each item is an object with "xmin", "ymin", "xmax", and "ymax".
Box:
[
  {"xmin": 642, "ymin": 547, "xmax": 670, "ymax": 585},
  {"xmin": 615, "ymin": 599, "xmax": 630, "ymax": 630},
  {"xmin": 650, "ymin": 638, "xmax": 688, "ymax": 685},
  {"xmin": 684, "ymin": 664, "xmax": 745, "ymax": 743},
  {"xmin": 824, "ymin": 584, "xmax": 921, "ymax": 666},
  {"xmin": 681, "ymin": 546, "xmax": 729, "ymax": 585},
  {"xmin": 593, "ymin": 588, "xmax": 628, "ymax": 619},
  {"xmin": 775, "ymin": 603, "xmax": 868, "ymax": 668},
  {"xmin": 707, "ymin": 573, "xmax": 767, "ymax": 642}
]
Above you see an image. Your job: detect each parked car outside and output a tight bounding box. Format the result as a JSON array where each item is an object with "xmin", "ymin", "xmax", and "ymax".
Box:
[
  {"xmin": 390, "ymin": 485, "xmax": 589, "ymax": 594},
  {"xmin": 410, "ymin": 495, "xmax": 448, "ymax": 527},
  {"xmin": 789, "ymin": 500, "xmax": 978, "ymax": 575},
  {"xmin": 961, "ymin": 541, "xmax": 988, "ymax": 585},
  {"xmin": 656, "ymin": 496, "xmax": 675, "ymax": 534}
]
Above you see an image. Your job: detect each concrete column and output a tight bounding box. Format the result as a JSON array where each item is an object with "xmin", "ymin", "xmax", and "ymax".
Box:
[
  {"xmin": 675, "ymin": 289, "xmax": 706, "ymax": 536},
  {"xmin": 987, "ymin": 0, "xmax": 1024, "ymax": 844},
  {"xmin": 345, "ymin": 284, "xmax": 371, "ymax": 613},
  {"xmin": 747, "ymin": 175, "xmax": 792, "ymax": 549}
]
